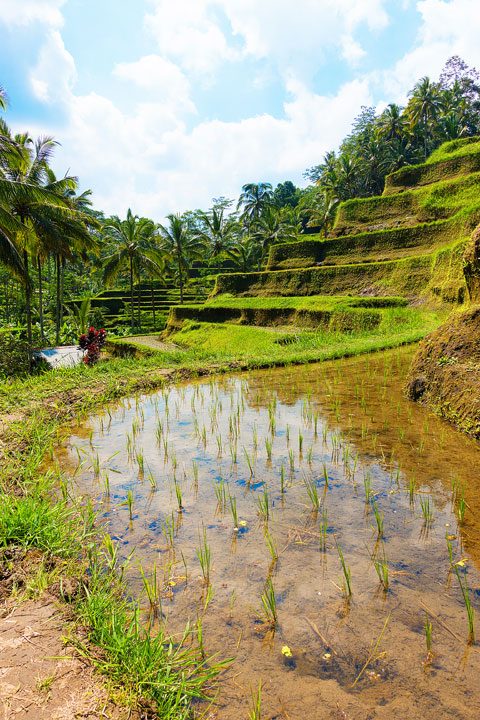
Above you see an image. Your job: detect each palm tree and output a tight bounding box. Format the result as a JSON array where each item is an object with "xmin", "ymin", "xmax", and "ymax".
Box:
[
  {"xmin": 237, "ymin": 183, "xmax": 275, "ymax": 227},
  {"xmin": 228, "ymin": 235, "xmax": 262, "ymax": 273},
  {"xmin": 376, "ymin": 104, "xmax": 408, "ymax": 142},
  {"xmin": 0, "ymin": 130, "xmax": 92, "ymax": 345},
  {"xmin": 103, "ymin": 210, "xmax": 164, "ymax": 332},
  {"xmin": 158, "ymin": 213, "xmax": 204, "ymax": 304},
  {"xmin": 0, "ymin": 86, "xmax": 7, "ymax": 112},
  {"xmin": 195, "ymin": 206, "xmax": 238, "ymax": 262},
  {"xmin": 407, "ymin": 77, "xmax": 445, "ymax": 159},
  {"xmin": 251, "ymin": 207, "xmax": 300, "ymax": 257}
]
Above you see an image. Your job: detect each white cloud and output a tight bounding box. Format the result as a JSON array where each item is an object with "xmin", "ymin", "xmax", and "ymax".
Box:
[
  {"xmin": 29, "ymin": 29, "xmax": 76, "ymax": 103},
  {"xmin": 377, "ymin": 0, "xmax": 480, "ymax": 103},
  {"xmin": 145, "ymin": 0, "xmax": 239, "ymax": 75},
  {"xmin": 114, "ymin": 55, "xmax": 196, "ymax": 115},
  {"xmin": 0, "ymin": 0, "xmax": 65, "ymax": 27},
  {"xmin": 145, "ymin": 0, "xmax": 390, "ymax": 75}
]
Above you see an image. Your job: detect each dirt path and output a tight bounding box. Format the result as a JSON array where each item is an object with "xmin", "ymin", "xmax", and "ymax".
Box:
[
  {"xmin": 0, "ymin": 600, "xmax": 130, "ymax": 720},
  {"xmin": 0, "ymin": 596, "xmax": 131, "ymax": 720}
]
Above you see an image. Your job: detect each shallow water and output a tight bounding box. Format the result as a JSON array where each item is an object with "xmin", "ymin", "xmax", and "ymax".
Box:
[{"xmin": 61, "ymin": 348, "xmax": 480, "ymax": 719}]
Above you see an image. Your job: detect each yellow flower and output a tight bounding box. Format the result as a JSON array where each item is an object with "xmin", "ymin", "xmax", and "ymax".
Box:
[
  {"xmin": 455, "ymin": 559, "xmax": 467, "ymax": 567},
  {"xmin": 281, "ymin": 645, "xmax": 292, "ymax": 657},
  {"xmin": 323, "ymin": 652, "xmax": 332, "ymax": 660},
  {"xmin": 239, "ymin": 520, "xmax": 247, "ymax": 527}
]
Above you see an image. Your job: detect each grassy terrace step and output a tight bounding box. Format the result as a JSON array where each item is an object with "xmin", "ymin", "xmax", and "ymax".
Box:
[
  {"xmin": 267, "ymin": 207, "xmax": 480, "ymax": 270},
  {"xmin": 215, "ymin": 241, "xmax": 467, "ymax": 303},
  {"xmin": 167, "ymin": 295, "xmax": 408, "ymax": 332},
  {"xmin": 383, "ymin": 139, "xmax": 480, "ymax": 195},
  {"xmin": 333, "ymin": 170, "xmax": 480, "ymax": 236}
]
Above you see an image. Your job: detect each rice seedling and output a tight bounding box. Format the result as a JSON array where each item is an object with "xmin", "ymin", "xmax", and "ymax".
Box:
[
  {"xmin": 139, "ymin": 561, "xmax": 161, "ymax": 621},
  {"xmin": 322, "ymin": 463, "xmax": 329, "ymax": 489},
  {"xmin": 248, "ymin": 682, "xmax": 262, "ymax": 720},
  {"xmin": 288, "ymin": 448, "xmax": 295, "ymax": 473},
  {"xmin": 229, "ymin": 494, "xmax": 239, "ymax": 532},
  {"xmin": 196, "ymin": 617, "xmax": 205, "ymax": 660},
  {"xmin": 174, "ymin": 478, "xmax": 184, "ymax": 513},
  {"xmin": 147, "ymin": 469, "xmax": 156, "ymax": 490},
  {"xmin": 336, "ymin": 542, "xmax": 352, "ymax": 598},
  {"xmin": 135, "ymin": 450, "xmax": 145, "ymax": 475},
  {"xmin": 420, "ymin": 495, "xmax": 434, "ymax": 526},
  {"xmin": 408, "ymin": 477, "xmax": 416, "ymax": 505},
  {"xmin": 371, "ymin": 500, "xmax": 384, "ymax": 538},
  {"xmin": 203, "ymin": 582, "xmax": 214, "ymax": 612},
  {"xmin": 453, "ymin": 564, "xmax": 475, "ymax": 644},
  {"xmin": 457, "ymin": 492, "xmax": 467, "ymax": 525},
  {"xmin": 373, "ymin": 549, "xmax": 389, "ymax": 592},
  {"xmin": 196, "ymin": 526, "xmax": 212, "ymax": 586},
  {"xmin": 319, "ymin": 506, "xmax": 328, "ymax": 552},
  {"xmin": 265, "ymin": 438, "xmax": 272, "ymax": 462},
  {"xmin": 244, "ymin": 447, "xmax": 254, "ymax": 479},
  {"xmin": 280, "ymin": 464, "xmax": 286, "ymax": 495},
  {"xmin": 424, "ymin": 613, "xmax": 433, "ymax": 659},
  {"xmin": 162, "ymin": 513, "xmax": 175, "ymax": 552},
  {"xmin": 257, "ymin": 486, "xmax": 270, "ymax": 523},
  {"xmin": 260, "ymin": 577, "xmax": 277, "ymax": 630},
  {"xmin": 314, "ymin": 412, "xmax": 319, "ymax": 438},
  {"xmin": 214, "ymin": 479, "xmax": 227, "ymax": 513},
  {"xmin": 307, "ymin": 447, "xmax": 313, "ymax": 465},
  {"xmin": 216, "ymin": 434, "xmax": 223, "ymax": 457},
  {"xmin": 298, "ymin": 431, "xmax": 303, "ymax": 454},
  {"xmin": 286, "ymin": 424, "xmax": 290, "ymax": 444},
  {"xmin": 92, "ymin": 452, "xmax": 100, "ymax": 478},
  {"xmin": 264, "ymin": 527, "xmax": 278, "ymax": 565},
  {"xmin": 126, "ymin": 489, "xmax": 134, "ymax": 520},
  {"xmin": 103, "ymin": 472, "xmax": 110, "ymax": 497},
  {"xmin": 253, "ymin": 426, "xmax": 258, "ymax": 452},
  {"xmin": 363, "ymin": 473, "xmax": 373, "ymax": 504},
  {"xmin": 304, "ymin": 474, "xmax": 320, "ymax": 514},
  {"xmin": 192, "ymin": 460, "xmax": 199, "ymax": 490}
]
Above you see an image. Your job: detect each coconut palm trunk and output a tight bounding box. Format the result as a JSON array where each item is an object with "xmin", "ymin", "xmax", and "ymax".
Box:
[
  {"xmin": 37, "ymin": 256, "xmax": 45, "ymax": 343},
  {"xmin": 23, "ymin": 250, "xmax": 32, "ymax": 347}
]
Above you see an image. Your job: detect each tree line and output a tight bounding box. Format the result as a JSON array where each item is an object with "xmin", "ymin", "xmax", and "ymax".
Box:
[{"xmin": 1, "ymin": 56, "xmax": 479, "ymax": 344}]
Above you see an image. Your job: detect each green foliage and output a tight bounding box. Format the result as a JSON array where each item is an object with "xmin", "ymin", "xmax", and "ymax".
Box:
[{"xmin": 0, "ymin": 329, "xmax": 30, "ymax": 377}]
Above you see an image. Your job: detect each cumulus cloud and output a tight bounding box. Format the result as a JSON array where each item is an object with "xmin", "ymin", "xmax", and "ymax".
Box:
[
  {"xmin": 0, "ymin": 0, "xmax": 66, "ymax": 28},
  {"xmin": 145, "ymin": 0, "xmax": 389, "ymax": 74},
  {"xmin": 29, "ymin": 29, "xmax": 76, "ymax": 103},
  {"xmin": 378, "ymin": 0, "xmax": 480, "ymax": 103}
]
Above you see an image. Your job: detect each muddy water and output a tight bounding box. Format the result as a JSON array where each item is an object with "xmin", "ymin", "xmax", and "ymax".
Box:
[{"xmin": 61, "ymin": 348, "xmax": 480, "ymax": 719}]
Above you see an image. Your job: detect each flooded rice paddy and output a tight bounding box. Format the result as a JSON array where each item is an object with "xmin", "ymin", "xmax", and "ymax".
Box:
[{"xmin": 60, "ymin": 348, "xmax": 480, "ymax": 719}]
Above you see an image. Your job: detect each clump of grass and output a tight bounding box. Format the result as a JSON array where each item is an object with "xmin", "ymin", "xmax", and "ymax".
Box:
[
  {"xmin": 174, "ymin": 478, "xmax": 184, "ymax": 513},
  {"xmin": 229, "ymin": 493, "xmax": 239, "ymax": 532},
  {"xmin": 319, "ymin": 506, "xmax": 328, "ymax": 552},
  {"xmin": 265, "ymin": 438, "xmax": 272, "ymax": 462},
  {"xmin": 214, "ymin": 479, "xmax": 227, "ymax": 513},
  {"xmin": 280, "ymin": 464, "xmax": 286, "ymax": 495}
]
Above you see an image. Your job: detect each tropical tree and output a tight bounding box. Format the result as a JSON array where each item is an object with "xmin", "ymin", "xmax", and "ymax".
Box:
[
  {"xmin": 0, "ymin": 130, "xmax": 94, "ymax": 345},
  {"xmin": 228, "ymin": 235, "xmax": 262, "ymax": 273},
  {"xmin": 237, "ymin": 182, "xmax": 275, "ymax": 227},
  {"xmin": 407, "ymin": 77, "xmax": 445, "ymax": 159},
  {"xmin": 195, "ymin": 205, "xmax": 238, "ymax": 262},
  {"xmin": 157, "ymin": 213, "xmax": 205, "ymax": 304},
  {"xmin": 251, "ymin": 207, "xmax": 300, "ymax": 257},
  {"xmin": 103, "ymin": 210, "xmax": 164, "ymax": 331}
]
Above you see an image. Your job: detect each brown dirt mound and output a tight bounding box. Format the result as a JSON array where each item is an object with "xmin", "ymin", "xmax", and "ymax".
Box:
[{"xmin": 406, "ymin": 305, "xmax": 480, "ymax": 437}]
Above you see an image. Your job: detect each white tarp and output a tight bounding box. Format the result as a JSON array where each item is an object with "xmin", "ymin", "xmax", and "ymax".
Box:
[{"xmin": 33, "ymin": 346, "xmax": 85, "ymax": 369}]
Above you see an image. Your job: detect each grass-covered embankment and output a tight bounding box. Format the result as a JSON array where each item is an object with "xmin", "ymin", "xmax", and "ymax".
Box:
[{"xmin": 0, "ymin": 354, "xmax": 230, "ymax": 717}]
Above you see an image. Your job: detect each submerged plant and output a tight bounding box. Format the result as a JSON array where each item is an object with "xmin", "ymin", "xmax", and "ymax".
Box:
[
  {"xmin": 264, "ymin": 527, "xmax": 278, "ymax": 565},
  {"xmin": 371, "ymin": 500, "xmax": 384, "ymax": 538},
  {"xmin": 229, "ymin": 493, "xmax": 239, "ymax": 531},
  {"xmin": 257, "ymin": 486, "xmax": 270, "ymax": 523},
  {"xmin": 304, "ymin": 474, "xmax": 320, "ymax": 513},
  {"xmin": 454, "ymin": 564, "xmax": 475, "ymax": 644},
  {"xmin": 420, "ymin": 495, "xmax": 434, "ymax": 526},
  {"xmin": 373, "ymin": 549, "xmax": 389, "ymax": 593},
  {"xmin": 424, "ymin": 613, "xmax": 433, "ymax": 659}
]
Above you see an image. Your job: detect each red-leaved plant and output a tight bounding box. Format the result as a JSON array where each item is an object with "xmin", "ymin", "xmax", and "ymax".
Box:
[{"xmin": 78, "ymin": 327, "xmax": 107, "ymax": 365}]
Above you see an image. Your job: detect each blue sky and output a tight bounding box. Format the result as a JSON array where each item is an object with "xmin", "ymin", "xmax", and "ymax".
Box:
[{"xmin": 0, "ymin": 0, "xmax": 479, "ymax": 218}]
